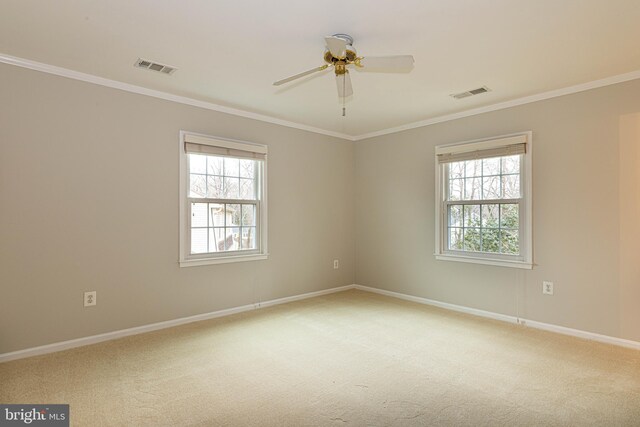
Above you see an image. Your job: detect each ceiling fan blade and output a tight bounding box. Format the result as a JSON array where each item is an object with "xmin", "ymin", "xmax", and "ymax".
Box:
[
  {"xmin": 325, "ymin": 36, "xmax": 348, "ymax": 59},
  {"xmin": 336, "ymin": 71, "xmax": 353, "ymax": 98},
  {"xmin": 357, "ymin": 55, "xmax": 415, "ymax": 72},
  {"xmin": 273, "ymin": 65, "xmax": 329, "ymax": 86}
]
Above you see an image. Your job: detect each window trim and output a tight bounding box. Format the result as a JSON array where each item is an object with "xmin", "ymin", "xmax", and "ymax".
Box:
[
  {"xmin": 179, "ymin": 131, "xmax": 268, "ymax": 267},
  {"xmin": 434, "ymin": 131, "xmax": 533, "ymax": 269}
]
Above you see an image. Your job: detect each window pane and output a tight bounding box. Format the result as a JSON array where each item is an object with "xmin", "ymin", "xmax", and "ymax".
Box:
[
  {"xmin": 227, "ymin": 227, "xmax": 240, "ymax": 250},
  {"xmin": 481, "ymin": 204, "xmax": 499, "ymax": 228},
  {"xmin": 502, "ymin": 155, "xmax": 520, "ymax": 174},
  {"xmin": 218, "ymin": 228, "xmax": 234, "ymax": 251},
  {"xmin": 211, "ymin": 227, "xmax": 225, "ymax": 251},
  {"xmin": 240, "ymin": 160, "xmax": 255, "ymax": 178},
  {"xmin": 227, "ymin": 204, "xmax": 241, "ymax": 226},
  {"xmin": 241, "ymin": 204, "xmax": 255, "ymax": 226},
  {"xmin": 224, "ymin": 158, "xmax": 240, "ymax": 177},
  {"xmin": 209, "ymin": 203, "xmax": 225, "ymax": 227},
  {"xmin": 449, "ymin": 162, "xmax": 464, "ymax": 179},
  {"xmin": 449, "ymin": 227, "xmax": 463, "ymax": 250},
  {"xmin": 448, "ymin": 205, "xmax": 463, "ymax": 227},
  {"xmin": 207, "ymin": 156, "xmax": 223, "ymax": 175},
  {"xmin": 440, "ymin": 150, "xmax": 524, "ymax": 259},
  {"xmin": 191, "ymin": 228, "xmax": 208, "ymax": 254},
  {"xmin": 465, "ymin": 160, "xmax": 482, "ymax": 177},
  {"xmin": 241, "ymin": 227, "xmax": 257, "ymax": 250},
  {"xmin": 189, "ymin": 154, "xmax": 206, "ymax": 174},
  {"xmin": 464, "ymin": 177, "xmax": 482, "ymax": 200},
  {"xmin": 464, "ymin": 205, "xmax": 481, "ymax": 227},
  {"xmin": 449, "ymin": 179, "xmax": 463, "ymax": 201},
  {"xmin": 464, "ymin": 228, "xmax": 481, "ymax": 252},
  {"xmin": 191, "ymin": 203, "xmax": 208, "ymax": 227},
  {"xmin": 239, "ymin": 179, "xmax": 255, "ymax": 200},
  {"xmin": 482, "ymin": 157, "xmax": 500, "ymax": 176},
  {"xmin": 502, "ymin": 175, "xmax": 520, "ymax": 198},
  {"xmin": 500, "ymin": 204, "xmax": 519, "ymax": 229},
  {"xmin": 189, "ymin": 174, "xmax": 206, "ymax": 198},
  {"xmin": 482, "ymin": 176, "xmax": 500, "ymax": 199},
  {"xmin": 500, "ymin": 230, "xmax": 519, "ymax": 254},
  {"xmin": 223, "ymin": 177, "xmax": 240, "ymax": 199},
  {"xmin": 184, "ymin": 147, "xmax": 263, "ymax": 260},
  {"xmin": 207, "ymin": 176, "xmax": 224, "ymax": 199},
  {"xmin": 207, "ymin": 228, "xmax": 217, "ymax": 252},
  {"xmin": 481, "ymin": 228, "xmax": 500, "ymax": 253}
]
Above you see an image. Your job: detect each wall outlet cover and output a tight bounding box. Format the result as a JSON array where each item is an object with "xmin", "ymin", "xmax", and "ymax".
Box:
[{"xmin": 84, "ymin": 291, "xmax": 97, "ymax": 307}]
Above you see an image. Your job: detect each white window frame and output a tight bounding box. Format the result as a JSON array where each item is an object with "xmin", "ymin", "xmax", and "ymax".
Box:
[
  {"xmin": 434, "ymin": 131, "xmax": 533, "ymax": 269},
  {"xmin": 179, "ymin": 131, "xmax": 268, "ymax": 267}
]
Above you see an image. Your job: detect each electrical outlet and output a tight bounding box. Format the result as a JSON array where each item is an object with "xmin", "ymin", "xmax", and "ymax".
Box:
[
  {"xmin": 84, "ymin": 291, "xmax": 97, "ymax": 307},
  {"xmin": 333, "ymin": 259, "xmax": 339, "ymax": 269},
  {"xmin": 542, "ymin": 281, "xmax": 554, "ymax": 295}
]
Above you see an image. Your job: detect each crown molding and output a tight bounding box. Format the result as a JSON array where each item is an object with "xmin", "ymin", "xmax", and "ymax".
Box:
[
  {"xmin": 354, "ymin": 69, "xmax": 640, "ymax": 141},
  {"xmin": 0, "ymin": 53, "xmax": 356, "ymax": 141},
  {"xmin": 2, "ymin": 52, "xmax": 640, "ymax": 142}
]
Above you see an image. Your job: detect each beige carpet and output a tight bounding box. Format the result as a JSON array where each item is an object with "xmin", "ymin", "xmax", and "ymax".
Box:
[{"xmin": 1, "ymin": 289, "xmax": 639, "ymax": 426}]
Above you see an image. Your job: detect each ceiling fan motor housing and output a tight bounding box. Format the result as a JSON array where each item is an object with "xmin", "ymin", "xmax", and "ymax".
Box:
[
  {"xmin": 324, "ymin": 49, "xmax": 357, "ymax": 64},
  {"xmin": 324, "ymin": 33, "xmax": 357, "ymax": 64}
]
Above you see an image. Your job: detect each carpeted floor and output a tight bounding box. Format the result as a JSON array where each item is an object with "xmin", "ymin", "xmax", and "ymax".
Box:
[{"xmin": 1, "ymin": 289, "xmax": 639, "ymax": 426}]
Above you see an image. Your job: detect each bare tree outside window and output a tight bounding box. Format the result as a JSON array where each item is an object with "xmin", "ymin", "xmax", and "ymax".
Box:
[
  {"xmin": 188, "ymin": 154, "xmax": 259, "ymax": 254},
  {"xmin": 446, "ymin": 155, "xmax": 521, "ymax": 255}
]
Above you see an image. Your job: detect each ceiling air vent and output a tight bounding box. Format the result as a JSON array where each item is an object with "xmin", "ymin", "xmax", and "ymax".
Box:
[
  {"xmin": 450, "ymin": 86, "xmax": 491, "ymax": 100},
  {"xmin": 134, "ymin": 58, "xmax": 177, "ymax": 75}
]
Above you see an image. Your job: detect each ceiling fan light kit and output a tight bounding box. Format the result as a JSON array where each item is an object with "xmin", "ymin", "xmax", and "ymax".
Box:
[{"xmin": 273, "ymin": 33, "xmax": 415, "ymax": 115}]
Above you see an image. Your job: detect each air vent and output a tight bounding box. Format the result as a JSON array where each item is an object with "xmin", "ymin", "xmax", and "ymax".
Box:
[
  {"xmin": 451, "ymin": 86, "xmax": 491, "ymax": 100},
  {"xmin": 134, "ymin": 58, "xmax": 177, "ymax": 75}
]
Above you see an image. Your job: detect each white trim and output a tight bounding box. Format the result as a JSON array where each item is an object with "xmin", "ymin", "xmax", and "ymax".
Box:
[
  {"xmin": 3, "ymin": 284, "xmax": 639, "ymax": 362},
  {"xmin": 354, "ymin": 285, "xmax": 640, "ymax": 351},
  {"xmin": 179, "ymin": 254, "xmax": 268, "ymax": 267},
  {"xmin": 254, "ymin": 286, "xmax": 351, "ymax": 309},
  {"xmin": 0, "ymin": 53, "xmax": 354, "ymax": 142},
  {"xmin": 2, "ymin": 52, "xmax": 640, "ymax": 142},
  {"xmin": 434, "ymin": 254, "xmax": 533, "ymax": 269},
  {"xmin": 518, "ymin": 318, "xmax": 640, "ymax": 350},
  {"xmin": 179, "ymin": 131, "xmax": 268, "ymax": 266},
  {"xmin": 0, "ymin": 285, "xmax": 355, "ymax": 363},
  {"xmin": 184, "ymin": 132, "xmax": 268, "ymax": 155},
  {"xmin": 355, "ymin": 285, "xmax": 516, "ymax": 323},
  {"xmin": 435, "ymin": 134, "xmax": 527, "ymax": 155},
  {"xmin": 434, "ymin": 131, "xmax": 533, "ymax": 268},
  {"xmin": 355, "ymin": 69, "xmax": 640, "ymax": 141}
]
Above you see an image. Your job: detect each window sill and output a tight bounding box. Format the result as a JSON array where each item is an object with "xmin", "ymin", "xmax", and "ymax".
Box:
[
  {"xmin": 180, "ymin": 253, "xmax": 269, "ymax": 267},
  {"xmin": 435, "ymin": 254, "xmax": 532, "ymax": 269}
]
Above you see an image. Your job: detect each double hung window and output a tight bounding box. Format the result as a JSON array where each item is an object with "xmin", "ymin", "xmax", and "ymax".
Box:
[
  {"xmin": 435, "ymin": 132, "xmax": 532, "ymax": 269},
  {"xmin": 179, "ymin": 132, "xmax": 267, "ymax": 266}
]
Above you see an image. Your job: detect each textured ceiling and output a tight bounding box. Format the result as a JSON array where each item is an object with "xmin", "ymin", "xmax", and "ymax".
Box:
[{"xmin": 2, "ymin": 0, "xmax": 640, "ymax": 137}]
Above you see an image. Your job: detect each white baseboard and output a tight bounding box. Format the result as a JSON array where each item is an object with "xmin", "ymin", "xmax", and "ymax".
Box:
[
  {"xmin": 354, "ymin": 285, "xmax": 518, "ymax": 324},
  {"xmin": 0, "ymin": 285, "xmax": 355, "ymax": 363},
  {"xmin": 354, "ymin": 284, "xmax": 640, "ymax": 351},
  {"xmin": 3, "ymin": 283, "xmax": 638, "ymax": 363}
]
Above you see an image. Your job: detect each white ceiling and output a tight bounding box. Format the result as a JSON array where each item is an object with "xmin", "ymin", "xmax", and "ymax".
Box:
[{"xmin": 2, "ymin": 0, "xmax": 640, "ymax": 138}]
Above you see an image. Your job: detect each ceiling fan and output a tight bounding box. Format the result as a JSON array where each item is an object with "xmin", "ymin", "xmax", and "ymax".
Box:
[{"xmin": 273, "ymin": 34, "xmax": 415, "ymax": 115}]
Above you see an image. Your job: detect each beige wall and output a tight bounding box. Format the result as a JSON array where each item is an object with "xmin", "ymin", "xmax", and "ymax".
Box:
[
  {"xmin": 355, "ymin": 79, "xmax": 640, "ymax": 342},
  {"xmin": 0, "ymin": 64, "xmax": 355, "ymax": 353},
  {"xmin": 619, "ymin": 113, "xmax": 640, "ymax": 340},
  {"xmin": 3, "ymin": 61, "xmax": 640, "ymax": 354}
]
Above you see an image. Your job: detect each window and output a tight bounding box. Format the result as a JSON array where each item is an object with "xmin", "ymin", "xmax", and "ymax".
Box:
[
  {"xmin": 179, "ymin": 132, "xmax": 267, "ymax": 266},
  {"xmin": 434, "ymin": 132, "xmax": 532, "ymax": 269}
]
